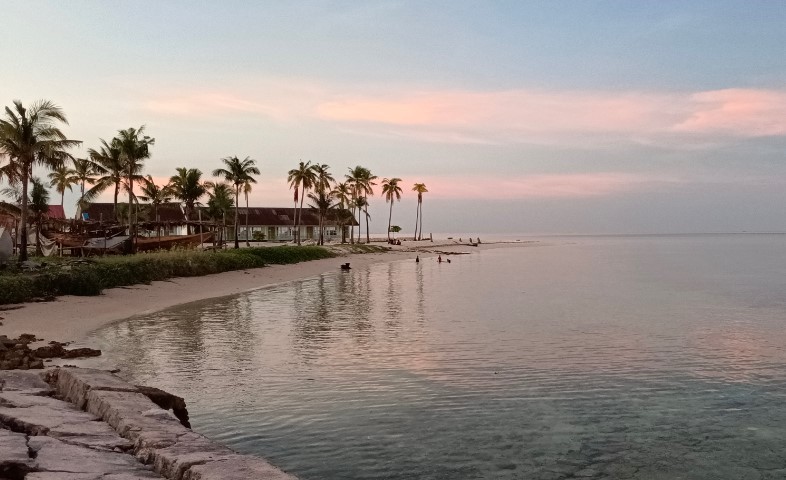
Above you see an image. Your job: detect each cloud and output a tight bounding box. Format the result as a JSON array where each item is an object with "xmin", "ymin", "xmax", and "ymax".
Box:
[{"xmin": 140, "ymin": 80, "xmax": 786, "ymax": 147}]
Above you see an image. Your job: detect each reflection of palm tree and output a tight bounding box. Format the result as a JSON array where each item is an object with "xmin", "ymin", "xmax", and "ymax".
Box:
[
  {"xmin": 47, "ymin": 164, "xmax": 78, "ymax": 207},
  {"xmin": 0, "ymin": 100, "xmax": 80, "ymax": 262},
  {"xmin": 381, "ymin": 177, "xmax": 402, "ymax": 242},
  {"xmin": 287, "ymin": 161, "xmax": 317, "ymax": 245},
  {"xmin": 213, "ymin": 155, "xmax": 259, "ymax": 249},
  {"xmin": 169, "ymin": 168, "xmax": 206, "ymax": 234},
  {"xmin": 412, "ymin": 183, "xmax": 428, "ymax": 240}
]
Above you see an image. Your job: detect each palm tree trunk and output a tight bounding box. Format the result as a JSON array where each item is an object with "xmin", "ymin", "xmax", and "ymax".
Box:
[
  {"xmin": 36, "ymin": 221, "xmax": 42, "ymax": 257},
  {"xmin": 388, "ymin": 200, "xmax": 393, "ymax": 241},
  {"xmin": 365, "ymin": 203, "xmax": 370, "ymax": 244},
  {"xmin": 297, "ymin": 185, "xmax": 306, "ymax": 245},
  {"xmin": 419, "ymin": 200, "xmax": 424, "ymax": 241},
  {"xmin": 128, "ymin": 165, "xmax": 135, "ymax": 253},
  {"xmin": 19, "ymin": 167, "xmax": 30, "ymax": 262},
  {"xmin": 233, "ymin": 185, "xmax": 240, "ymax": 249},
  {"xmin": 414, "ymin": 201, "xmax": 419, "ymax": 241},
  {"xmin": 349, "ymin": 199, "xmax": 355, "ymax": 244},
  {"xmin": 113, "ymin": 183, "xmax": 119, "ymax": 221},
  {"xmin": 245, "ymin": 190, "xmax": 250, "ymax": 247}
]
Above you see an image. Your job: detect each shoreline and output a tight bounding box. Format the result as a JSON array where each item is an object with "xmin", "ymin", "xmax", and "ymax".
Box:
[{"xmin": 1, "ymin": 241, "xmax": 535, "ymax": 345}]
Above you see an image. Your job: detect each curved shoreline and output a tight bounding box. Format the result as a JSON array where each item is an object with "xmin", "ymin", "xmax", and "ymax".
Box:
[{"xmin": 1, "ymin": 241, "xmax": 536, "ymax": 345}]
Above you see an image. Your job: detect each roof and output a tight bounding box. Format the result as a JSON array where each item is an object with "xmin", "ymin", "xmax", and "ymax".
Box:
[
  {"xmin": 81, "ymin": 203, "xmax": 185, "ymax": 223},
  {"xmin": 198, "ymin": 207, "xmax": 358, "ymax": 227},
  {"xmin": 45, "ymin": 205, "xmax": 66, "ymax": 220}
]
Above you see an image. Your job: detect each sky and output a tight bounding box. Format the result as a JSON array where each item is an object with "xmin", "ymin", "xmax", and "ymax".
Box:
[{"xmin": 2, "ymin": 0, "xmax": 786, "ymax": 234}]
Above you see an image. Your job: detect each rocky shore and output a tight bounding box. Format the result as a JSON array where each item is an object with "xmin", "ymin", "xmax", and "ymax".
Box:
[{"xmin": 0, "ymin": 368, "xmax": 296, "ymax": 479}]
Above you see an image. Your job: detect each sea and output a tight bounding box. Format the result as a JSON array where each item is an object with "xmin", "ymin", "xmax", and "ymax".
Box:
[{"xmin": 88, "ymin": 234, "xmax": 786, "ymax": 479}]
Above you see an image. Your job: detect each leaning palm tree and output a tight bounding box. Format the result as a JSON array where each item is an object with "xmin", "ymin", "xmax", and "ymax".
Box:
[
  {"xmin": 138, "ymin": 176, "xmax": 172, "ymax": 236},
  {"xmin": 169, "ymin": 167, "xmax": 207, "ymax": 234},
  {"xmin": 412, "ymin": 183, "xmax": 428, "ymax": 240},
  {"xmin": 47, "ymin": 164, "xmax": 78, "ymax": 207},
  {"xmin": 115, "ymin": 127, "xmax": 154, "ymax": 248},
  {"xmin": 29, "ymin": 177, "xmax": 50, "ymax": 256},
  {"xmin": 381, "ymin": 178, "xmax": 403, "ymax": 242},
  {"xmin": 0, "ymin": 100, "xmax": 80, "ymax": 262},
  {"xmin": 213, "ymin": 156, "xmax": 259, "ymax": 249},
  {"xmin": 331, "ymin": 181, "xmax": 353, "ymax": 243},
  {"xmin": 287, "ymin": 160, "xmax": 317, "ymax": 245}
]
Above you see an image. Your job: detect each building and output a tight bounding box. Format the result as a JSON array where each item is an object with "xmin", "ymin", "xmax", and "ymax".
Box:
[{"xmin": 79, "ymin": 203, "xmax": 358, "ymax": 242}]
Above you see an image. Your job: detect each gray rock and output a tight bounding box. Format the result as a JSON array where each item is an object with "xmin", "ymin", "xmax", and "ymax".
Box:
[
  {"xmin": 29, "ymin": 435, "xmax": 160, "ymax": 476},
  {"xmin": 0, "ymin": 428, "xmax": 35, "ymax": 475}
]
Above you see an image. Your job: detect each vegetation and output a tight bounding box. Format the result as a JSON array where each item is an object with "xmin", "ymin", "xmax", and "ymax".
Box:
[
  {"xmin": 382, "ymin": 177, "xmax": 402, "ymax": 241},
  {"xmin": 412, "ymin": 182, "xmax": 428, "ymax": 240},
  {"xmin": 213, "ymin": 155, "xmax": 259, "ymax": 249},
  {"xmin": 0, "ymin": 246, "xmax": 335, "ymax": 305},
  {"xmin": 287, "ymin": 160, "xmax": 316, "ymax": 245}
]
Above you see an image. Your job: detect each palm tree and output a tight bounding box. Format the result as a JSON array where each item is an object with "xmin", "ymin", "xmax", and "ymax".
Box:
[
  {"xmin": 412, "ymin": 183, "xmax": 428, "ymax": 240},
  {"xmin": 331, "ymin": 182, "xmax": 353, "ymax": 243},
  {"xmin": 72, "ymin": 157, "xmax": 97, "ymax": 216},
  {"xmin": 381, "ymin": 178, "xmax": 403, "ymax": 242},
  {"xmin": 47, "ymin": 164, "xmax": 78, "ymax": 207},
  {"xmin": 307, "ymin": 189, "xmax": 335, "ymax": 245},
  {"xmin": 0, "ymin": 100, "xmax": 80, "ymax": 262},
  {"xmin": 213, "ymin": 156, "xmax": 259, "ymax": 249},
  {"xmin": 169, "ymin": 168, "xmax": 206, "ymax": 235},
  {"xmin": 242, "ymin": 180, "xmax": 253, "ymax": 246},
  {"xmin": 354, "ymin": 196, "xmax": 368, "ymax": 243},
  {"xmin": 345, "ymin": 166, "xmax": 376, "ymax": 243},
  {"xmin": 205, "ymin": 182, "xmax": 234, "ymax": 246},
  {"xmin": 85, "ymin": 138, "xmax": 126, "ymax": 219},
  {"xmin": 29, "ymin": 177, "xmax": 50, "ymax": 256},
  {"xmin": 287, "ymin": 160, "xmax": 317, "ymax": 245},
  {"xmin": 138, "ymin": 176, "xmax": 172, "ymax": 236},
  {"xmin": 115, "ymin": 127, "xmax": 154, "ymax": 249}
]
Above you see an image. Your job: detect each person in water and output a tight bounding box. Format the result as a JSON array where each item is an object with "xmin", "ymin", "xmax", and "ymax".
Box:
[
  {"xmin": 416, "ymin": 255, "xmax": 420, "ymax": 263},
  {"xmin": 438, "ymin": 255, "xmax": 442, "ymax": 263}
]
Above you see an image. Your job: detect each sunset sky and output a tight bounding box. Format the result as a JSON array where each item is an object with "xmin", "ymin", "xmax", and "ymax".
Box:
[{"xmin": 3, "ymin": 1, "xmax": 786, "ymax": 234}]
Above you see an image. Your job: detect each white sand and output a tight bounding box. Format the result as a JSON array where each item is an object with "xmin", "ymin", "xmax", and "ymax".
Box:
[{"xmin": 1, "ymin": 241, "xmax": 529, "ymax": 344}]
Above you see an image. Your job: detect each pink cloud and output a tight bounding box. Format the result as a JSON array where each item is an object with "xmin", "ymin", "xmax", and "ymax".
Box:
[{"xmin": 673, "ymin": 88, "xmax": 786, "ymax": 136}]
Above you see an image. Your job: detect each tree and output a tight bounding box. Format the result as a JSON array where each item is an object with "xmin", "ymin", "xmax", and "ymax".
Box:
[
  {"xmin": 29, "ymin": 177, "xmax": 50, "ymax": 256},
  {"xmin": 345, "ymin": 166, "xmax": 376, "ymax": 243},
  {"xmin": 169, "ymin": 168, "xmax": 206, "ymax": 235},
  {"xmin": 287, "ymin": 160, "xmax": 317, "ymax": 245},
  {"xmin": 72, "ymin": 157, "xmax": 97, "ymax": 216},
  {"xmin": 412, "ymin": 183, "xmax": 428, "ymax": 240},
  {"xmin": 381, "ymin": 177, "xmax": 403, "ymax": 241},
  {"xmin": 390, "ymin": 225, "xmax": 401, "ymax": 239},
  {"xmin": 0, "ymin": 100, "xmax": 80, "ymax": 262},
  {"xmin": 205, "ymin": 182, "xmax": 234, "ymax": 246},
  {"xmin": 354, "ymin": 196, "xmax": 368, "ymax": 243},
  {"xmin": 307, "ymin": 188, "xmax": 336, "ymax": 246},
  {"xmin": 242, "ymin": 180, "xmax": 253, "ymax": 246},
  {"xmin": 115, "ymin": 126, "xmax": 154, "ymax": 249},
  {"xmin": 47, "ymin": 164, "xmax": 78, "ymax": 207},
  {"xmin": 138, "ymin": 175, "xmax": 172, "ymax": 237},
  {"xmin": 213, "ymin": 156, "xmax": 259, "ymax": 249},
  {"xmin": 331, "ymin": 182, "xmax": 353, "ymax": 243},
  {"xmin": 85, "ymin": 138, "xmax": 126, "ymax": 219}
]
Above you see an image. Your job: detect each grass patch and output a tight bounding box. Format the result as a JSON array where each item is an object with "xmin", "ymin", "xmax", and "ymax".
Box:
[{"xmin": 0, "ymin": 246, "xmax": 336, "ymax": 304}]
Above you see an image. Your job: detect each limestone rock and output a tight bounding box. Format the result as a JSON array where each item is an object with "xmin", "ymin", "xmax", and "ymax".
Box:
[{"xmin": 0, "ymin": 428, "xmax": 35, "ymax": 477}]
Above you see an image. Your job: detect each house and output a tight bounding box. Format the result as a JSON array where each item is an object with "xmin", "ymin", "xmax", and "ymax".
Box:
[
  {"xmin": 79, "ymin": 203, "xmax": 358, "ymax": 242},
  {"xmin": 45, "ymin": 205, "xmax": 66, "ymax": 220}
]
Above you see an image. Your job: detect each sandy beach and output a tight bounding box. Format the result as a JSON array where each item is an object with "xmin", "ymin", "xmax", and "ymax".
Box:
[{"xmin": 0, "ymin": 241, "xmax": 529, "ymax": 344}]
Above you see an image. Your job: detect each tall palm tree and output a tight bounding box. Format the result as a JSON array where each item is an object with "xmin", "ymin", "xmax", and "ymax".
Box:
[
  {"xmin": 412, "ymin": 183, "xmax": 428, "ymax": 240},
  {"xmin": 345, "ymin": 166, "xmax": 376, "ymax": 243},
  {"xmin": 381, "ymin": 178, "xmax": 403, "ymax": 242},
  {"xmin": 354, "ymin": 196, "xmax": 368, "ymax": 243},
  {"xmin": 115, "ymin": 127, "xmax": 154, "ymax": 251},
  {"xmin": 242, "ymin": 179, "xmax": 253, "ymax": 246},
  {"xmin": 213, "ymin": 155, "xmax": 259, "ymax": 249},
  {"xmin": 169, "ymin": 168, "xmax": 207, "ymax": 235},
  {"xmin": 307, "ymin": 189, "xmax": 335, "ymax": 245},
  {"xmin": 331, "ymin": 181, "xmax": 353, "ymax": 243},
  {"xmin": 72, "ymin": 157, "xmax": 97, "ymax": 216},
  {"xmin": 47, "ymin": 164, "xmax": 78, "ymax": 207},
  {"xmin": 287, "ymin": 160, "xmax": 317, "ymax": 245},
  {"xmin": 85, "ymin": 138, "xmax": 126, "ymax": 219},
  {"xmin": 0, "ymin": 100, "xmax": 80, "ymax": 262},
  {"xmin": 29, "ymin": 177, "xmax": 50, "ymax": 256},
  {"xmin": 205, "ymin": 182, "xmax": 234, "ymax": 246},
  {"xmin": 138, "ymin": 176, "xmax": 172, "ymax": 236}
]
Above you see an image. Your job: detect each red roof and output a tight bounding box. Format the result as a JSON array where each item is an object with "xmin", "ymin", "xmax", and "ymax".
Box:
[{"xmin": 46, "ymin": 205, "xmax": 66, "ymax": 220}]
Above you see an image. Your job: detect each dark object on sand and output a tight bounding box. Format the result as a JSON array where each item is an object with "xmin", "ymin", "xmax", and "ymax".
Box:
[{"xmin": 340, "ymin": 262, "xmax": 352, "ymax": 270}]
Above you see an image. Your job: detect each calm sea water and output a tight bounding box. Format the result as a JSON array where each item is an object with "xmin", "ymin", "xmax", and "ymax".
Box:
[{"xmin": 89, "ymin": 234, "xmax": 786, "ymax": 479}]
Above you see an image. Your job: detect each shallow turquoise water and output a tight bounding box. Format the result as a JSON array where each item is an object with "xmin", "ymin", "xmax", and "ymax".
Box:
[{"xmin": 89, "ymin": 235, "xmax": 786, "ymax": 479}]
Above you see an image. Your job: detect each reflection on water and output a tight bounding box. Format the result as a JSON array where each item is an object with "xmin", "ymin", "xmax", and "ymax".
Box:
[{"xmin": 89, "ymin": 235, "xmax": 786, "ymax": 479}]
